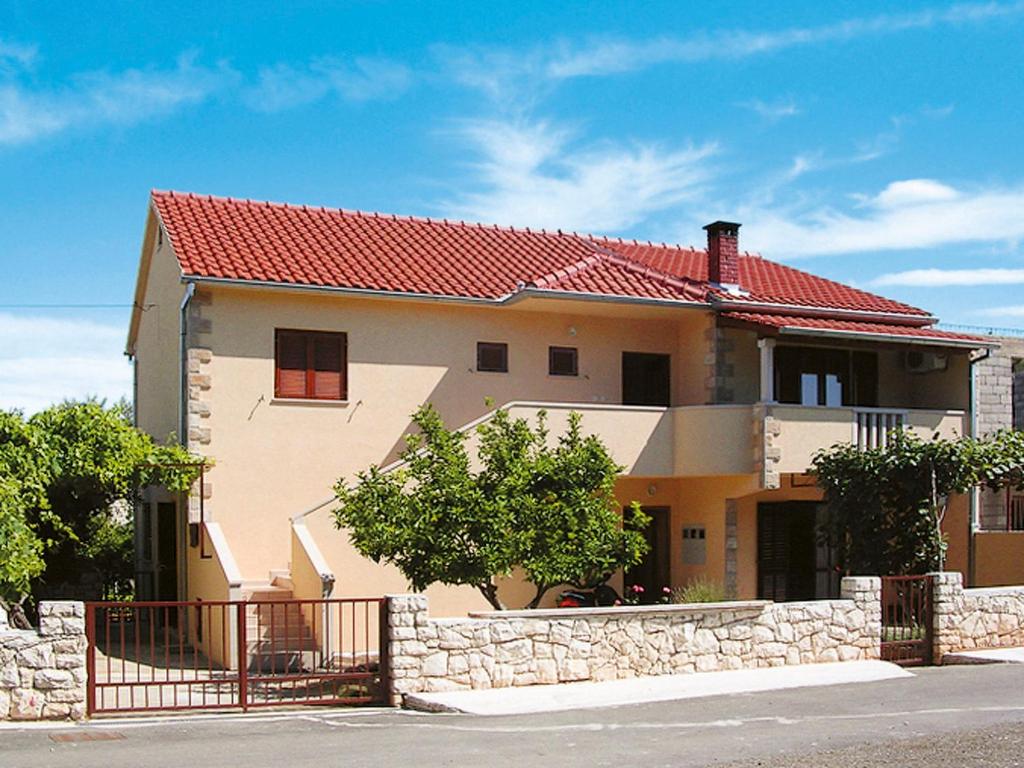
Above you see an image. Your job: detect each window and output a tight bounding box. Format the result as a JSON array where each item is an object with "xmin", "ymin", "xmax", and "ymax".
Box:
[
  {"xmin": 275, "ymin": 330, "xmax": 347, "ymax": 400},
  {"xmin": 774, "ymin": 346, "xmax": 877, "ymax": 407},
  {"xmin": 549, "ymin": 346, "xmax": 578, "ymax": 376},
  {"xmin": 476, "ymin": 342, "xmax": 508, "ymax": 373}
]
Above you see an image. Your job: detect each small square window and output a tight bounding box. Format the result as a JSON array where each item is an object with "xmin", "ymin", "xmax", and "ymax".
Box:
[
  {"xmin": 477, "ymin": 342, "xmax": 508, "ymax": 373},
  {"xmin": 549, "ymin": 346, "xmax": 578, "ymax": 377}
]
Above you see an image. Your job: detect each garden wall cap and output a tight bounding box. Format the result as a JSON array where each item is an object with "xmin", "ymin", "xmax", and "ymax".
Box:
[{"xmin": 469, "ymin": 600, "xmax": 771, "ymax": 620}]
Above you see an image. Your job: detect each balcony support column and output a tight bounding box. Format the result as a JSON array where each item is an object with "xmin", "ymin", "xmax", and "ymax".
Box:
[{"xmin": 758, "ymin": 338, "xmax": 776, "ymax": 404}]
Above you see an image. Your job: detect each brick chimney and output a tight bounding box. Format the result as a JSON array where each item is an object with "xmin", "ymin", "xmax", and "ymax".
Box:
[{"xmin": 704, "ymin": 221, "xmax": 741, "ymax": 287}]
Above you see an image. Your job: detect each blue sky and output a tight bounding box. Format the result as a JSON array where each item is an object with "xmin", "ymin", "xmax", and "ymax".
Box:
[{"xmin": 3, "ymin": 0, "xmax": 1024, "ymax": 411}]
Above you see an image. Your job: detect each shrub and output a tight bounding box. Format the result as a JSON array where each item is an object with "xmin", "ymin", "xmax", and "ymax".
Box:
[{"xmin": 672, "ymin": 577, "xmax": 726, "ymax": 604}]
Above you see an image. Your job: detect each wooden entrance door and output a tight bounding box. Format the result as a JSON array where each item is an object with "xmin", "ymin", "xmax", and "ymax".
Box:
[
  {"xmin": 625, "ymin": 506, "xmax": 671, "ymax": 603},
  {"xmin": 757, "ymin": 502, "xmax": 838, "ymax": 602},
  {"xmin": 622, "ymin": 352, "xmax": 671, "ymax": 407}
]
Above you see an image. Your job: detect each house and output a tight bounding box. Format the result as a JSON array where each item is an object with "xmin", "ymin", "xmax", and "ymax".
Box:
[
  {"xmin": 970, "ymin": 331, "xmax": 1024, "ymax": 585},
  {"xmin": 126, "ymin": 190, "xmax": 993, "ymax": 616}
]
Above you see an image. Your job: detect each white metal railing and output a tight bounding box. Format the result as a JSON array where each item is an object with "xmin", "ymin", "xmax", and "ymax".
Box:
[{"xmin": 853, "ymin": 408, "xmax": 906, "ymax": 450}]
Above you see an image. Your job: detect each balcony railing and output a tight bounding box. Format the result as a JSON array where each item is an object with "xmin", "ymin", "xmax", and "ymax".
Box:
[
  {"xmin": 766, "ymin": 404, "xmax": 967, "ymax": 477},
  {"xmin": 853, "ymin": 408, "xmax": 906, "ymax": 450}
]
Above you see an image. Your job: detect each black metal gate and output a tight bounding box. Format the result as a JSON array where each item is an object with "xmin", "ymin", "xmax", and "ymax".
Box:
[
  {"xmin": 85, "ymin": 597, "xmax": 390, "ymax": 716},
  {"xmin": 880, "ymin": 576, "xmax": 933, "ymax": 666}
]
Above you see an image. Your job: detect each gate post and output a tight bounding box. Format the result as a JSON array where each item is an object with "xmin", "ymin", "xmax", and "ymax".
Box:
[
  {"xmin": 928, "ymin": 571, "xmax": 962, "ymax": 665},
  {"xmin": 85, "ymin": 603, "xmax": 96, "ymax": 717},
  {"xmin": 236, "ymin": 601, "xmax": 248, "ymax": 711},
  {"xmin": 378, "ymin": 597, "xmax": 392, "ymax": 706}
]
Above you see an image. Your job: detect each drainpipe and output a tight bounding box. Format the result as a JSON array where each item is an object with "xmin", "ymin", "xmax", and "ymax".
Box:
[
  {"xmin": 178, "ymin": 282, "xmax": 196, "ymax": 604},
  {"xmin": 967, "ymin": 347, "xmax": 992, "ymax": 587},
  {"xmin": 179, "ymin": 282, "xmax": 196, "ymax": 445}
]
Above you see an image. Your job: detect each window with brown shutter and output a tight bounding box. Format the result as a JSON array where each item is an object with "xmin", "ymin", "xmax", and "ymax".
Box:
[
  {"xmin": 476, "ymin": 342, "xmax": 508, "ymax": 373},
  {"xmin": 549, "ymin": 346, "xmax": 578, "ymax": 376},
  {"xmin": 275, "ymin": 330, "xmax": 347, "ymax": 400}
]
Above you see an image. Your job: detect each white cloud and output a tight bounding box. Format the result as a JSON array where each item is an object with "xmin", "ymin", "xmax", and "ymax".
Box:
[
  {"xmin": 871, "ymin": 179, "xmax": 959, "ymax": 208},
  {"xmin": 548, "ymin": 2, "xmax": 1024, "ymax": 78},
  {"xmin": 0, "ymin": 54, "xmax": 236, "ymax": 145},
  {"xmin": 872, "ymin": 268, "xmax": 1024, "ymax": 287},
  {"xmin": 740, "ymin": 98, "xmax": 800, "ymax": 122},
  {"xmin": 441, "ymin": 2, "xmax": 1024, "ymax": 100},
  {"xmin": 243, "ymin": 57, "xmax": 412, "ymax": 112},
  {"xmin": 973, "ymin": 305, "xmax": 1024, "ymax": 318},
  {"xmin": 440, "ymin": 119, "xmax": 716, "ymax": 233},
  {"xmin": 740, "ymin": 179, "xmax": 1024, "ymax": 258},
  {"xmin": 0, "ymin": 314, "xmax": 131, "ymax": 414}
]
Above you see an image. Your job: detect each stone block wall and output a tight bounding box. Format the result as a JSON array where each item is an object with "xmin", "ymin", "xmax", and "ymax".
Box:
[
  {"xmin": 386, "ymin": 577, "xmax": 881, "ymax": 705},
  {"xmin": 975, "ymin": 335, "xmax": 1024, "ymax": 529},
  {"xmin": 0, "ymin": 602, "xmax": 87, "ymax": 721},
  {"xmin": 931, "ymin": 571, "xmax": 1024, "ymax": 660}
]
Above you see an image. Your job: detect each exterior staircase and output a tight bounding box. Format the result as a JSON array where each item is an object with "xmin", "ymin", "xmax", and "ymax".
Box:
[{"xmin": 241, "ymin": 574, "xmax": 317, "ymax": 673}]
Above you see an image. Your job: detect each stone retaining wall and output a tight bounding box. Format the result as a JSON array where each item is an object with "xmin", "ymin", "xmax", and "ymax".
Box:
[
  {"xmin": 386, "ymin": 577, "xmax": 881, "ymax": 704},
  {"xmin": 0, "ymin": 602, "xmax": 87, "ymax": 721},
  {"xmin": 932, "ymin": 572, "xmax": 1024, "ymax": 659}
]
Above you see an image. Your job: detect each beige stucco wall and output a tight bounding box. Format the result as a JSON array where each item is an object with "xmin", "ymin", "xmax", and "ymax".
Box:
[
  {"xmin": 133, "ymin": 228, "xmax": 187, "ymax": 441},
  {"xmin": 195, "ymin": 284, "xmax": 715, "ymax": 581},
  {"xmin": 673, "ymin": 406, "xmax": 756, "ymax": 476},
  {"xmin": 974, "ymin": 532, "xmax": 1024, "ymax": 586},
  {"xmin": 186, "ymin": 527, "xmax": 234, "ymax": 668}
]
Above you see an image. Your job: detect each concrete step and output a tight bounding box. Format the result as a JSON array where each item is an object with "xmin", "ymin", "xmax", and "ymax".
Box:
[{"xmin": 243, "ymin": 585, "xmax": 294, "ymax": 602}]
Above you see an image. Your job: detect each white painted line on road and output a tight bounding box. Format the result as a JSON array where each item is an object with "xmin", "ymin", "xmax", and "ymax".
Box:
[
  {"xmin": 0, "ymin": 707, "xmax": 395, "ymax": 731},
  {"xmin": 321, "ymin": 705, "xmax": 1024, "ymax": 734}
]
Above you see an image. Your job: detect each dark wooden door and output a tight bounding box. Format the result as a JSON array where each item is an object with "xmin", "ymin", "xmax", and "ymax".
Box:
[
  {"xmin": 625, "ymin": 506, "xmax": 671, "ymax": 603},
  {"xmin": 757, "ymin": 502, "xmax": 835, "ymax": 602},
  {"xmin": 156, "ymin": 502, "xmax": 178, "ymax": 603},
  {"xmin": 622, "ymin": 352, "xmax": 671, "ymax": 406}
]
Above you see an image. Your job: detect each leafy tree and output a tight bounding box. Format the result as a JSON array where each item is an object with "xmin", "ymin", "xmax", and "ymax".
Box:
[
  {"xmin": 0, "ymin": 401, "xmax": 203, "ymax": 622},
  {"xmin": 333, "ymin": 405, "xmax": 649, "ymax": 609},
  {"xmin": 812, "ymin": 429, "xmax": 1024, "ymax": 575},
  {"xmin": 0, "ymin": 411, "xmax": 51, "ymax": 626}
]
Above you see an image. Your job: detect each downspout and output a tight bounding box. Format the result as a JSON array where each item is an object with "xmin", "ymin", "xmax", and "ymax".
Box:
[
  {"xmin": 179, "ymin": 282, "xmax": 196, "ymax": 444},
  {"xmin": 178, "ymin": 282, "xmax": 196, "ymax": 603},
  {"xmin": 967, "ymin": 347, "xmax": 992, "ymax": 587}
]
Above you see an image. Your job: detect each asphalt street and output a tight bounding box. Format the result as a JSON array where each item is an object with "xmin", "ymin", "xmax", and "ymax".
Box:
[{"xmin": 3, "ymin": 664, "xmax": 1024, "ymax": 768}]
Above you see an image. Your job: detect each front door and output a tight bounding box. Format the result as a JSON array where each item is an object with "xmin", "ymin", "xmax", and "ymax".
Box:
[
  {"xmin": 622, "ymin": 352, "xmax": 671, "ymax": 406},
  {"xmin": 625, "ymin": 506, "xmax": 671, "ymax": 603},
  {"xmin": 155, "ymin": 502, "xmax": 179, "ymax": 603},
  {"xmin": 757, "ymin": 502, "xmax": 838, "ymax": 602}
]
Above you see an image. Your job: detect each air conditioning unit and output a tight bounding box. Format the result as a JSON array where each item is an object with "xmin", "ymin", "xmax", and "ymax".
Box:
[{"xmin": 904, "ymin": 350, "xmax": 948, "ymax": 374}]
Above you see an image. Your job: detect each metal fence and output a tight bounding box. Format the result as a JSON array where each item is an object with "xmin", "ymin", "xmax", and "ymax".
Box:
[
  {"xmin": 880, "ymin": 576, "xmax": 933, "ymax": 666},
  {"xmin": 85, "ymin": 597, "xmax": 389, "ymax": 716}
]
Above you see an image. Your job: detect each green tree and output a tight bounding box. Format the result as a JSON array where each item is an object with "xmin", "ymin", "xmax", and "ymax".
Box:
[
  {"xmin": 0, "ymin": 401, "xmax": 203, "ymax": 619},
  {"xmin": 812, "ymin": 429, "xmax": 1024, "ymax": 575},
  {"xmin": 333, "ymin": 405, "xmax": 649, "ymax": 609},
  {"xmin": 0, "ymin": 411, "xmax": 51, "ymax": 626}
]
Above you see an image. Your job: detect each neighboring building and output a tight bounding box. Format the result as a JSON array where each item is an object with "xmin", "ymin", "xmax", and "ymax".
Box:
[
  {"xmin": 966, "ymin": 329, "xmax": 1024, "ymax": 585},
  {"xmin": 126, "ymin": 191, "xmax": 993, "ymax": 616}
]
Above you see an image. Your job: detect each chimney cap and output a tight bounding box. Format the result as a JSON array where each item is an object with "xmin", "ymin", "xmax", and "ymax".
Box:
[{"xmin": 703, "ymin": 220, "xmax": 741, "ymax": 235}]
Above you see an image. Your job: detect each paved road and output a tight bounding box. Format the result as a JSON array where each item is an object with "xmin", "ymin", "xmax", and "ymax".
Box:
[{"xmin": 4, "ymin": 664, "xmax": 1024, "ymax": 768}]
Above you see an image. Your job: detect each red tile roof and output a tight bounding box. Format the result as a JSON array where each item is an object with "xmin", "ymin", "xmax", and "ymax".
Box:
[
  {"xmin": 721, "ymin": 312, "xmax": 988, "ymax": 345},
  {"xmin": 602, "ymin": 240, "xmax": 929, "ymax": 316},
  {"xmin": 151, "ymin": 191, "xmax": 929, "ymax": 320}
]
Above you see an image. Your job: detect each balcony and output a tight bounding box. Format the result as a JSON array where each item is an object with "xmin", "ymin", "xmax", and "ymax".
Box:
[
  {"xmin": 468, "ymin": 401, "xmax": 968, "ymax": 485},
  {"xmin": 762, "ymin": 404, "xmax": 968, "ymax": 479}
]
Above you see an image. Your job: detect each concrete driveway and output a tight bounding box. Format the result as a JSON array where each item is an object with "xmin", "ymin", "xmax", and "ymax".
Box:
[{"xmin": 4, "ymin": 664, "xmax": 1024, "ymax": 768}]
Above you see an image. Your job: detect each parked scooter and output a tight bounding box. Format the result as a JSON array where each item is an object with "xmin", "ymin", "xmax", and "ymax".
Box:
[{"xmin": 557, "ymin": 584, "xmax": 621, "ymax": 608}]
